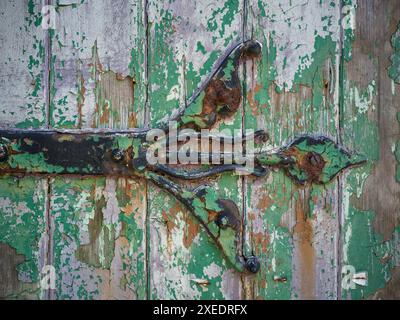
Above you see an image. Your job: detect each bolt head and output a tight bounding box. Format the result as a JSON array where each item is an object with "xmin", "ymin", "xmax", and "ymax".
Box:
[
  {"xmin": 219, "ymin": 216, "xmax": 229, "ymax": 227},
  {"xmin": 307, "ymin": 151, "xmax": 324, "ymax": 167},
  {"xmin": 215, "ymin": 213, "xmax": 230, "ymax": 229},
  {"xmin": 111, "ymin": 149, "xmax": 124, "ymax": 162},
  {"xmin": 245, "ymin": 256, "xmax": 260, "ymax": 273},
  {"xmin": 0, "ymin": 144, "xmax": 8, "ymax": 162}
]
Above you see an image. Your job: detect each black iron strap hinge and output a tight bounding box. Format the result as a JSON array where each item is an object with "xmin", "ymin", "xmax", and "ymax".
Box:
[{"xmin": 0, "ymin": 40, "xmax": 365, "ymax": 273}]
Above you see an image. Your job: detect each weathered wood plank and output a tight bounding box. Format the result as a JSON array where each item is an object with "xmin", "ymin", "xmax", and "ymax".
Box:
[
  {"xmin": 50, "ymin": 0, "xmax": 146, "ymax": 128},
  {"xmin": 49, "ymin": 0, "xmax": 148, "ymax": 299},
  {"xmin": 0, "ymin": 176, "xmax": 48, "ymax": 299},
  {"xmin": 0, "ymin": 0, "xmax": 49, "ymax": 299},
  {"xmin": 244, "ymin": 0, "xmax": 342, "ymax": 299},
  {"xmin": 50, "ymin": 177, "xmax": 146, "ymax": 299},
  {"xmin": 340, "ymin": 0, "xmax": 400, "ymax": 299},
  {"xmin": 147, "ymin": 0, "xmax": 245, "ymax": 299},
  {"xmin": 0, "ymin": 0, "xmax": 47, "ymax": 128}
]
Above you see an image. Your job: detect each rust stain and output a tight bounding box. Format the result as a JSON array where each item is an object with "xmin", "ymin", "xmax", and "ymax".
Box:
[
  {"xmin": 256, "ymin": 192, "xmax": 272, "ymax": 211},
  {"xmin": 120, "ymin": 178, "xmax": 134, "ymax": 216},
  {"xmin": 89, "ymin": 40, "xmax": 104, "ymax": 74},
  {"xmin": 161, "ymin": 202, "xmax": 185, "ymax": 255},
  {"xmin": 128, "ymin": 112, "xmax": 137, "ymax": 128},
  {"xmin": 160, "ymin": 198, "xmax": 200, "ymax": 250},
  {"xmin": 252, "ymin": 231, "xmax": 269, "ymax": 253},
  {"xmin": 282, "ymin": 147, "xmax": 326, "ymax": 184},
  {"xmin": 202, "ymin": 79, "xmax": 241, "ymax": 127},
  {"xmin": 118, "ymin": 178, "xmax": 146, "ymax": 237},
  {"xmin": 293, "ymin": 194, "xmax": 315, "ymax": 299},
  {"xmin": 162, "ymin": 209, "xmax": 178, "ymax": 234},
  {"xmin": 121, "ymin": 202, "xmax": 134, "ymax": 216},
  {"xmin": 207, "ymin": 209, "xmax": 219, "ymax": 223},
  {"xmin": 183, "ymin": 212, "xmax": 200, "ymax": 249},
  {"xmin": 247, "ymin": 83, "xmax": 263, "ymax": 116},
  {"xmin": 297, "ymin": 151, "xmax": 326, "ymax": 184},
  {"xmin": 162, "ymin": 209, "xmax": 175, "ymax": 257},
  {"xmin": 184, "ymin": 41, "xmax": 262, "ymax": 129},
  {"xmin": 77, "ymin": 72, "xmax": 85, "ymax": 128},
  {"xmin": 248, "ymin": 212, "xmax": 256, "ymax": 221},
  {"xmin": 99, "ymin": 101, "xmax": 111, "ymax": 125}
]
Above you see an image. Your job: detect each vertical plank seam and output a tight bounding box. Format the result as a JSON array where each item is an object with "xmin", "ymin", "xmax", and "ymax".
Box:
[
  {"xmin": 241, "ymin": 0, "xmax": 250, "ymax": 300},
  {"xmin": 44, "ymin": 0, "xmax": 54, "ymax": 300},
  {"xmin": 143, "ymin": 0, "xmax": 150, "ymax": 128},
  {"xmin": 336, "ymin": 0, "xmax": 346, "ymax": 300},
  {"xmin": 44, "ymin": 0, "xmax": 51, "ymax": 129},
  {"xmin": 45, "ymin": 178, "xmax": 54, "ymax": 300},
  {"xmin": 143, "ymin": 0, "xmax": 151, "ymax": 301}
]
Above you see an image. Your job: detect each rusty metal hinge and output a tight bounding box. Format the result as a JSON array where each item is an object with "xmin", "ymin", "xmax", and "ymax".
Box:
[{"xmin": 0, "ymin": 40, "xmax": 366, "ymax": 274}]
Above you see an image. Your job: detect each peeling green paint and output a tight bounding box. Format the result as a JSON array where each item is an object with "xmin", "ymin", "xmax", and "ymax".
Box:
[
  {"xmin": 247, "ymin": 172, "xmax": 294, "ymax": 300},
  {"xmin": 148, "ymin": 8, "xmax": 181, "ymax": 126},
  {"xmin": 51, "ymin": 177, "xmax": 146, "ymax": 299},
  {"xmin": 0, "ymin": 176, "xmax": 46, "ymax": 299},
  {"xmin": 388, "ymin": 22, "xmax": 400, "ymax": 84},
  {"xmin": 342, "ymin": 0, "xmax": 357, "ymax": 62},
  {"xmin": 146, "ymin": 0, "xmax": 244, "ymax": 300},
  {"xmin": 13, "ymin": 0, "xmax": 46, "ymax": 128},
  {"xmin": 244, "ymin": 0, "xmax": 344, "ymax": 299},
  {"xmin": 1, "ymin": 0, "xmax": 399, "ymax": 300},
  {"xmin": 396, "ymin": 112, "xmax": 400, "ymax": 183},
  {"xmin": 390, "ymin": 25, "xmax": 400, "ymax": 185},
  {"xmin": 342, "ymin": 207, "xmax": 399, "ymax": 299},
  {"xmin": 340, "ymin": 1, "xmax": 398, "ymax": 297}
]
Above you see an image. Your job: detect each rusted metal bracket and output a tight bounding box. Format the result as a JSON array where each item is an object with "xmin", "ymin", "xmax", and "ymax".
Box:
[{"xmin": 0, "ymin": 40, "xmax": 366, "ymax": 274}]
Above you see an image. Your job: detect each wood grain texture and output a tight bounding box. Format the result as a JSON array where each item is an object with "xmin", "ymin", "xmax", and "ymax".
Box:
[
  {"xmin": 50, "ymin": 177, "xmax": 146, "ymax": 299},
  {"xmin": 0, "ymin": 0, "xmax": 47, "ymax": 128},
  {"xmin": 50, "ymin": 0, "xmax": 146, "ymax": 128},
  {"xmin": 340, "ymin": 0, "xmax": 400, "ymax": 299},
  {"xmin": 0, "ymin": 176, "xmax": 48, "ymax": 299},
  {"xmin": 0, "ymin": 0, "xmax": 49, "ymax": 299}
]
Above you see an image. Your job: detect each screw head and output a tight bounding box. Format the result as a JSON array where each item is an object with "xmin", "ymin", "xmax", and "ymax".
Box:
[
  {"xmin": 245, "ymin": 256, "xmax": 260, "ymax": 273},
  {"xmin": 0, "ymin": 144, "xmax": 8, "ymax": 162},
  {"xmin": 216, "ymin": 215, "xmax": 229, "ymax": 228},
  {"xmin": 307, "ymin": 151, "xmax": 324, "ymax": 167},
  {"xmin": 111, "ymin": 149, "xmax": 124, "ymax": 162}
]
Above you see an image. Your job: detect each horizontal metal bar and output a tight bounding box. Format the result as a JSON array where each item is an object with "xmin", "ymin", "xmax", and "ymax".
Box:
[
  {"xmin": 0, "ymin": 127, "xmax": 149, "ymax": 136},
  {"xmin": 0, "ymin": 130, "xmax": 139, "ymax": 175}
]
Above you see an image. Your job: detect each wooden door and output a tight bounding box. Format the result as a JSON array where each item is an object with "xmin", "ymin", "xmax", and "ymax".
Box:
[{"xmin": 0, "ymin": 0, "xmax": 399, "ymax": 300}]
